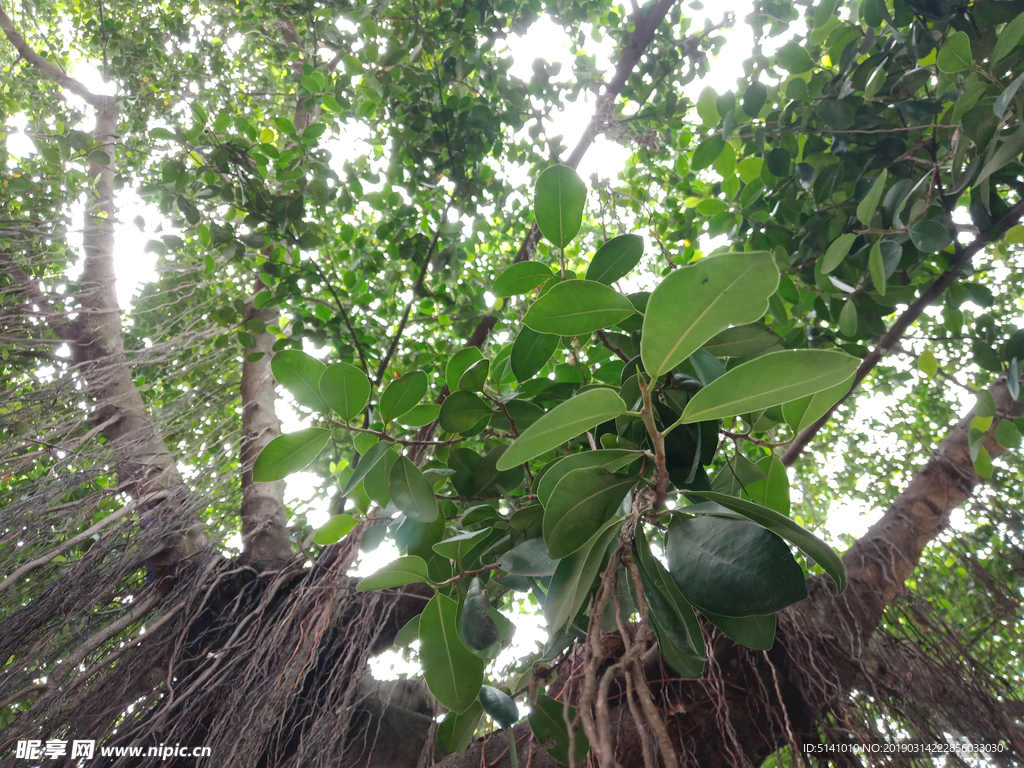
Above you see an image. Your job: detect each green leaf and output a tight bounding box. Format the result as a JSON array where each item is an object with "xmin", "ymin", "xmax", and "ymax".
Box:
[
  {"xmin": 868, "ymin": 242, "xmax": 887, "ymax": 296},
  {"xmin": 838, "ymin": 299, "xmax": 858, "ymax": 337},
  {"xmin": 703, "ymin": 324, "xmax": 783, "ymax": 358},
  {"xmin": 536, "ymin": 449, "xmax": 643, "ymax": 507},
  {"xmin": 742, "ymin": 455, "xmax": 790, "ymax": 515},
  {"xmin": 742, "ymin": 81, "xmax": 768, "ymax": 117},
  {"xmin": 633, "ymin": 529, "xmax": 706, "ymax": 676},
  {"xmin": 458, "ymin": 359, "xmax": 489, "ymax": 392},
  {"xmin": 995, "ymin": 419, "xmax": 1021, "ymax": 449},
  {"xmin": 680, "ymin": 350, "xmax": 859, "ymax": 423},
  {"xmin": 776, "ymin": 42, "xmax": 814, "ymax": 73},
  {"xmin": 1006, "ymin": 225, "xmax": 1024, "ymax": 245},
  {"xmin": 419, "ymin": 593, "xmax": 486, "ymax": 713},
  {"xmin": 857, "ymin": 169, "xmax": 888, "ymax": 227},
  {"xmin": 363, "ymin": 445, "xmax": 400, "ymax": 506},
  {"xmin": 641, "ymin": 253, "xmax": 780, "ymax": 378},
  {"xmin": 585, "ymin": 234, "xmax": 645, "ymax": 285},
  {"xmin": 700, "ymin": 610, "xmax": 776, "ymax": 650},
  {"xmin": 439, "ymin": 390, "xmax": 492, "ymax": 436},
  {"xmin": 781, "ymin": 375, "xmax": 854, "ymax": 433},
  {"xmin": 445, "ymin": 348, "xmax": 484, "ymax": 392},
  {"xmin": 379, "ymin": 370, "xmax": 428, "ymax": 423},
  {"xmin": 395, "ymin": 403, "xmax": 441, "ymax": 428},
  {"xmin": 313, "ymin": 514, "xmax": 359, "ymax": 545},
  {"xmin": 320, "ymin": 362, "xmax": 370, "ymax": 420},
  {"xmin": 479, "ymin": 686, "xmax": 518, "ymax": 728},
  {"xmin": 437, "ymin": 702, "xmax": 483, "ymax": 756},
  {"xmin": 814, "ymin": 99, "xmax": 856, "ymax": 129},
  {"xmin": 389, "ymin": 456, "xmax": 438, "ymax": 522},
  {"xmin": 974, "ymin": 129, "xmax": 1024, "ymax": 187},
  {"xmin": 496, "ymin": 389, "xmax": 627, "ymax": 470},
  {"xmin": 545, "ymin": 517, "xmax": 623, "ymax": 630},
  {"xmin": 974, "ymin": 445, "xmax": 993, "ymax": 478},
  {"xmin": 666, "ymin": 515, "xmax": 807, "ymax": 616},
  {"xmin": 909, "ymin": 220, "xmax": 952, "ymax": 253},
  {"xmin": 523, "ymin": 280, "xmax": 635, "ymax": 336},
  {"xmin": 993, "ymin": 72, "xmax": 1024, "ymax": 119},
  {"xmin": 689, "ymin": 492, "xmax": 847, "ymax": 593},
  {"xmin": 271, "ymin": 350, "xmax": 328, "ymax": 411},
  {"xmin": 491, "ymin": 261, "xmax": 554, "ymax": 297},
  {"xmin": 696, "ymin": 86, "xmax": 720, "ymax": 126},
  {"xmin": 936, "ymin": 30, "xmax": 973, "ymax": 72},
  {"xmin": 918, "ymin": 349, "xmax": 938, "ymax": 378},
  {"xmin": 434, "ymin": 529, "xmax": 493, "ymax": 562},
  {"xmin": 460, "ymin": 576, "xmax": 500, "ymax": 650},
  {"xmin": 498, "ymin": 537, "xmax": 558, "ymax": 577},
  {"xmin": 356, "ymin": 555, "xmax": 431, "ymax": 591},
  {"xmin": 342, "ymin": 440, "xmax": 392, "ymax": 496},
  {"xmin": 543, "ymin": 467, "xmax": 636, "ymax": 558},
  {"xmin": 992, "ymin": 12, "xmax": 1024, "ymax": 64},
  {"xmin": 529, "ymin": 694, "xmax": 589, "ymax": 764},
  {"xmin": 691, "ymin": 136, "xmax": 726, "ymax": 171},
  {"xmin": 821, "ymin": 233, "xmax": 857, "ymax": 274},
  {"xmin": 511, "ymin": 326, "xmax": 559, "ymax": 381},
  {"xmin": 534, "ymin": 165, "xmax": 587, "ymax": 248},
  {"xmin": 253, "ymin": 428, "xmax": 331, "ymax": 482}
]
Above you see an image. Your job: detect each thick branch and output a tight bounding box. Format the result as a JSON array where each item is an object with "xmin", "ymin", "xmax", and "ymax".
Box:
[
  {"xmin": 782, "ymin": 199, "xmax": 1024, "ymax": 467},
  {"xmin": 0, "ymin": 3, "xmax": 104, "ymax": 106}
]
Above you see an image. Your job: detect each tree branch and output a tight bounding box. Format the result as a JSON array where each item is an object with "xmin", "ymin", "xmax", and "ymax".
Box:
[{"xmin": 782, "ymin": 199, "xmax": 1024, "ymax": 467}]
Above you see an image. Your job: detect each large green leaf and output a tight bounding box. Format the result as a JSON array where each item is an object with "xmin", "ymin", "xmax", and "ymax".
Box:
[
  {"xmin": 271, "ymin": 350, "xmax": 328, "ymax": 411},
  {"xmin": 585, "ymin": 234, "xmax": 645, "ymax": 285},
  {"xmin": 253, "ymin": 427, "xmax": 331, "ymax": 482},
  {"xmin": 700, "ymin": 610, "xmax": 776, "ymax": 650},
  {"xmin": 320, "ymin": 362, "xmax": 370, "ymax": 420},
  {"xmin": 542, "ymin": 467, "xmax": 636, "ymax": 558},
  {"xmin": 313, "ymin": 514, "xmax": 359, "ymax": 545},
  {"xmin": 419, "ymin": 593, "xmax": 486, "ymax": 713},
  {"xmin": 633, "ymin": 529, "xmax": 706, "ymax": 676},
  {"xmin": 992, "ymin": 11, "xmax": 1024, "ymax": 63},
  {"xmin": 523, "ymin": 280, "xmax": 635, "ymax": 337},
  {"xmin": 378, "ymin": 370, "xmax": 428, "ymax": 423},
  {"xmin": 342, "ymin": 439, "xmax": 392, "ymax": 496},
  {"xmin": 496, "ymin": 389, "xmax": 627, "ymax": 470},
  {"xmin": 445, "ymin": 347, "xmax": 484, "ymax": 392},
  {"xmin": 821, "ymin": 233, "xmax": 856, "ymax": 274},
  {"xmin": 536, "ymin": 449, "xmax": 643, "ymax": 507},
  {"xmin": 498, "ymin": 537, "xmax": 558, "ymax": 577},
  {"xmin": 389, "ymin": 456, "xmax": 438, "ymax": 522},
  {"xmin": 702, "ymin": 324, "xmax": 783, "ymax": 358},
  {"xmin": 434, "ymin": 528, "xmax": 493, "ymax": 562},
  {"xmin": 679, "ymin": 350, "xmax": 859, "ymax": 422},
  {"xmin": 776, "ymin": 41, "xmax": 814, "ymax": 73},
  {"xmin": 936, "ymin": 30, "xmax": 972, "ymax": 72},
  {"xmin": 534, "ymin": 164, "xmax": 587, "ymax": 248},
  {"xmin": 437, "ymin": 702, "xmax": 483, "ymax": 756},
  {"xmin": 356, "ymin": 555, "xmax": 431, "ymax": 591},
  {"xmin": 511, "ymin": 326, "xmax": 559, "ymax": 381},
  {"xmin": 641, "ymin": 253, "xmax": 780, "ymax": 378},
  {"xmin": 478, "ymin": 686, "xmax": 518, "ymax": 728},
  {"xmin": 781, "ymin": 375, "xmax": 854, "ymax": 433},
  {"xmin": 491, "ymin": 261, "xmax": 555, "ymax": 297},
  {"xmin": 528, "ymin": 694, "xmax": 589, "ymax": 764},
  {"xmin": 909, "ymin": 220, "xmax": 952, "ymax": 253},
  {"xmin": 545, "ymin": 517, "xmax": 623, "ymax": 630},
  {"xmin": 439, "ymin": 390, "xmax": 492, "ymax": 436},
  {"xmin": 363, "ymin": 445, "xmax": 400, "ymax": 506},
  {"xmin": 742, "ymin": 455, "xmax": 790, "ymax": 515},
  {"xmin": 665, "ymin": 515, "xmax": 807, "ymax": 616},
  {"xmin": 689, "ymin": 492, "xmax": 847, "ymax": 593}
]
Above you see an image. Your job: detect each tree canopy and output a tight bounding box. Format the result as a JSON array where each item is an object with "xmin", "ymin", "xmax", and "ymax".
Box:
[{"xmin": 1, "ymin": 0, "xmax": 1023, "ymax": 765}]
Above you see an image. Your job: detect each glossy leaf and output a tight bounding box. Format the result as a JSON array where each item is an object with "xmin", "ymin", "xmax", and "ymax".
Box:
[
  {"xmin": 585, "ymin": 234, "xmax": 645, "ymax": 285},
  {"xmin": 389, "ymin": 456, "xmax": 438, "ymax": 522},
  {"xmin": 868, "ymin": 242, "xmax": 886, "ymax": 296},
  {"xmin": 445, "ymin": 347, "xmax": 484, "ymax": 392},
  {"xmin": 379, "ymin": 370, "xmax": 428, "ymax": 423},
  {"xmin": 437, "ymin": 702, "xmax": 483, "ymax": 756},
  {"xmin": 460, "ymin": 576, "xmax": 500, "ymax": 650},
  {"xmin": 742, "ymin": 455, "xmax": 790, "ymax": 515},
  {"xmin": 543, "ymin": 467, "xmax": 636, "ymax": 558},
  {"xmin": 419, "ymin": 593, "xmax": 486, "ymax": 713},
  {"xmin": 776, "ymin": 41, "xmax": 814, "ymax": 73},
  {"xmin": 936, "ymin": 30, "xmax": 972, "ymax": 73},
  {"xmin": 439, "ymin": 390, "xmax": 491, "ymax": 436},
  {"xmin": 534, "ymin": 164, "xmax": 587, "ymax": 248},
  {"xmin": 641, "ymin": 253, "xmax": 780, "ymax": 378},
  {"xmin": 703, "ymin": 324, "xmax": 783, "ymax": 358},
  {"xmin": 271, "ymin": 350, "xmax": 328, "ymax": 411},
  {"xmin": 665, "ymin": 515, "xmax": 807, "ymax": 616},
  {"xmin": 856, "ymin": 170, "xmax": 888, "ymax": 227},
  {"xmin": 356, "ymin": 555, "xmax": 431, "ymax": 591},
  {"xmin": 479, "ymin": 686, "xmax": 518, "ymax": 728},
  {"xmin": 523, "ymin": 280, "xmax": 635, "ymax": 337},
  {"xmin": 690, "ymin": 492, "xmax": 847, "ymax": 593},
  {"xmin": 343, "ymin": 440, "xmax": 392, "ymax": 496},
  {"xmin": 434, "ymin": 528, "xmax": 493, "ymax": 562},
  {"xmin": 680, "ymin": 350, "xmax": 860, "ymax": 422},
  {"xmin": 253, "ymin": 427, "xmax": 331, "ymax": 482},
  {"xmin": 992, "ymin": 11, "xmax": 1024, "ymax": 63},
  {"xmin": 909, "ymin": 220, "xmax": 952, "ymax": 253},
  {"xmin": 498, "ymin": 537, "xmax": 558, "ymax": 577},
  {"xmin": 536, "ymin": 449, "xmax": 643, "ymax": 507},
  {"xmin": 496, "ymin": 389, "xmax": 627, "ymax": 470},
  {"xmin": 491, "ymin": 262, "xmax": 555, "ymax": 298},
  {"xmin": 457, "ymin": 359, "xmax": 489, "ymax": 392},
  {"xmin": 320, "ymin": 362, "xmax": 370, "ymax": 420},
  {"xmin": 781, "ymin": 375, "xmax": 855, "ymax": 433},
  {"xmin": 821, "ymin": 233, "xmax": 856, "ymax": 274}
]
